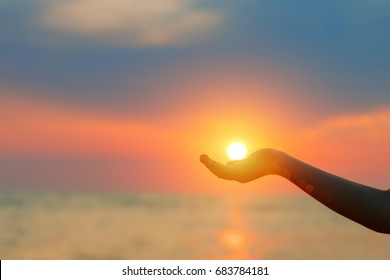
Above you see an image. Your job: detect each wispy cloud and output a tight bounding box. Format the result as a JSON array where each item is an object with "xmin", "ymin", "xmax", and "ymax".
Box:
[
  {"xmin": 314, "ymin": 109, "xmax": 390, "ymax": 134},
  {"xmin": 303, "ymin": 108, "xmax": 390, "ymax": 148},
  {"xmin": 0, "ymin": 92, "xmax": 167, "ymax": 157},
  {"xmin": 36, "ymin": 0, "xmax": 223, "ymax": 47}
]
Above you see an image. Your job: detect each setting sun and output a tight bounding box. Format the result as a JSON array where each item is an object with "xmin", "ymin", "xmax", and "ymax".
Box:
[{"xmin": 227, "ymin": 142, "xmax": 247, "ymax": 160}]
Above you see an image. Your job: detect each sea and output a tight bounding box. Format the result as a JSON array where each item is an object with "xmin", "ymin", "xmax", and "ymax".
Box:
[{"xmin": 0, "ymin": 191, "xmax": 389, "ymax": 259}]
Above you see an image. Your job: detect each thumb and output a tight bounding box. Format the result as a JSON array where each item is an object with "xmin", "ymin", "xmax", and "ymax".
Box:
[{"xmin": 227, "ymin": 160, "xmax": 242, "ymax": 166}]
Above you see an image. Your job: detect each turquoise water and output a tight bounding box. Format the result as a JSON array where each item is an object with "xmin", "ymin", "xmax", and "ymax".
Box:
[{"xmin": 0, "ymin": 191, "xmax": 389, "ymax": 259}]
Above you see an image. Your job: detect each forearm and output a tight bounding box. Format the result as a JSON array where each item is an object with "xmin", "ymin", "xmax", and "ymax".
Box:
[{"xmin": 271, "ymin": 149, "xmax": 390, "ymax": 233}]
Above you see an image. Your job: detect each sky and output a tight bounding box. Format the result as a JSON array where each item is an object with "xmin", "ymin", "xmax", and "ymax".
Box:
[{"xmin": 1, "ymin": 0, "xmax": 389, "ymax": 194}]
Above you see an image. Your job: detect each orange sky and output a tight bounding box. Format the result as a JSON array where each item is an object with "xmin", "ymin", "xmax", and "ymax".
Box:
[
  {"xmin": 1, "ymin": 71, "xmax": 389, "ymax": 194},
  {"xmin": 1, "ymin": 0, "xmax": 390, "ymax": 195}
]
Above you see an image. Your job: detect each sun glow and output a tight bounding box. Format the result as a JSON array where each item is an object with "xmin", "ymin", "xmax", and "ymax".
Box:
[{"xmin": 227, "ymin": 142, "xmax": 247, "ymax": 160}]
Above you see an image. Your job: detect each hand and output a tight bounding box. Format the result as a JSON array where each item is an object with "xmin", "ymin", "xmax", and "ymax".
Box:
[
  {"xmin": 202, "ymin": 148, "xmax": 390, "ymax": 233},
  {"xmin": 200, "ymin": 148, "xmax": 278, "ymax": 183}
]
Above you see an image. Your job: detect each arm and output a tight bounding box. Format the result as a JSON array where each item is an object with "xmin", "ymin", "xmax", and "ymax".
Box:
[{"xmin": 200, "ymin": 149, "xmax": 390, "ymax": 234}]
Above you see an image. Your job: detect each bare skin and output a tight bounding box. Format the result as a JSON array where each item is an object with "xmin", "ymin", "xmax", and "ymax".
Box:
[{"xmin": 200, "ymin": 148, "xmax": 390, "ymax": 234}]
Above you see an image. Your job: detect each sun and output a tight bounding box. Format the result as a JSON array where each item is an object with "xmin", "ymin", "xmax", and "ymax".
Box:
[{"xmin": 227, "ymin": 142, "xmax": 247, "ymax": 160}]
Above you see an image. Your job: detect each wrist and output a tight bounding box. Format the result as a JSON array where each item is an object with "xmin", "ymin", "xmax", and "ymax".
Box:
[{"xmin": 267, "ymin": 149, "xmax": 292, "ymax": 179}]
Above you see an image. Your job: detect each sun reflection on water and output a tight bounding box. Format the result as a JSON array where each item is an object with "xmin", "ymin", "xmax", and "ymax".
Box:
[
  {"xmin": 217, "ymin": 194, "xmax": 259, "ymax": 259},
  {"xmin": 218, "ymin": 228, "xmax": 255, "ymax": 259}
]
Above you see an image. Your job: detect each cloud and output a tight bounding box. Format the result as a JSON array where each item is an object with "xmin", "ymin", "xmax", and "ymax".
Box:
[
  {"xmin": 36, "ymin": 0, "xmax": 223, "ymax": 46},
  {"xmin": 303, "ymin": 108, "xmax": 390, "ymax": 148},
  {"xmin": 0, "ymin": 92, "xmax": 169, "ymax": 157},
  {"xmin": 315, "ymin": 109, "xmax": 390, "ymax": 133}
]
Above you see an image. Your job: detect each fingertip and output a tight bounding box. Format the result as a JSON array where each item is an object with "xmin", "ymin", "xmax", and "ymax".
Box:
[{"xmin": 200, "ymin": 154, "xmax": 209, "ymax": 163}]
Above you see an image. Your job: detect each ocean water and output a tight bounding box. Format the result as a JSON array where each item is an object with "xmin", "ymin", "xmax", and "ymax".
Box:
[{"xmin": 0, "ymin": 191, "xmax": 389, "ymax": 259}]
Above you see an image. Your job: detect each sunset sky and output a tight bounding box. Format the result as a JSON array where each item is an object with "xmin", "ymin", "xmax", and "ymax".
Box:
[{"xmin": 1, "ymin": 0, "xmax": 389, "ymax": 194}]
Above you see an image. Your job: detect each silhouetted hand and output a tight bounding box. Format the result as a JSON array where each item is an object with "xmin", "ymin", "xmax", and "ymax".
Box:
[
  {"xmin": 200, "ymin": 148, "xmax": 390, "ymax": 233},
  {"xmin": 200, "ymin": 148, "xmax": 278, "ymax": 183}
]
